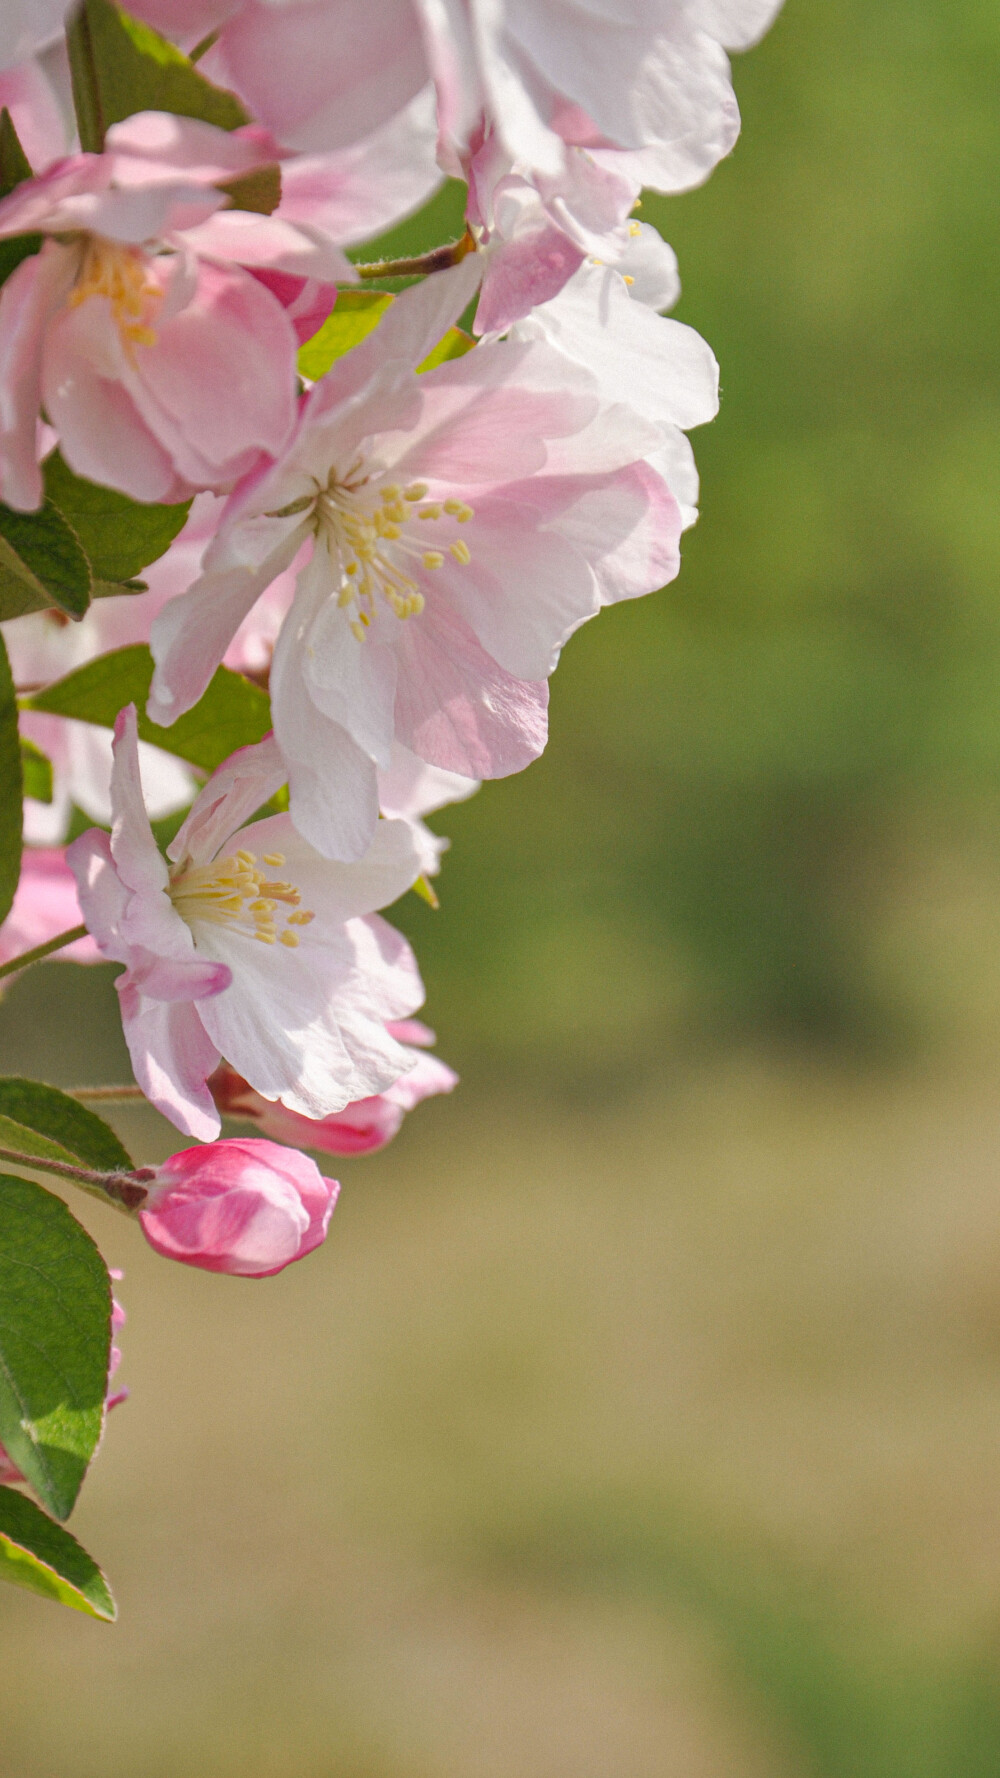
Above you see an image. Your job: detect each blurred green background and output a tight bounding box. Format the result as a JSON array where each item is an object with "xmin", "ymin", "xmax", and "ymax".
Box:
[{"xmin": 4, "ymin": 0, "xmax": 1000, "ymax": 1771}]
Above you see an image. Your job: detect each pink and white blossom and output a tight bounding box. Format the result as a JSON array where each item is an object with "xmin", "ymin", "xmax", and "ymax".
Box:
[
  {"xmin": 209, "ymin": 1016, "xmax": 456, "ymax": 1155},
  {"xmin": 0, "ymin": 110, "xmax": 352, "ymax": 511},
  {"xmin": 0, "ymin": 848, "xmax": 100, "ymax": 973},
  {"xmin": 149, "ymin": 263, "xmax": 691, "ymax": 861},
  {"xmin": 139, "ymin": 1137, "xmax": 338, "ymax": 1276},
  {"xmin": 66, "ymin": 707, "xmax": 426, "ymax": 1140}
]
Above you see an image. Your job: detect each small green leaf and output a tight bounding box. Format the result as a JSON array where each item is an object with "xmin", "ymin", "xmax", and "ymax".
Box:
[
  {"xmin": 0, "ymin": 109, "xmax": 41, "ymax": 289},
  {"xmin": 0, "ymin": 1080, "xmax": 133, "ymax": 1173},
  {"xmin": 91, "ymin": 578, "xmax": 147, "ymax": 599},
  {"xmin": 417, "ymin": 327, "xmax": 476, "ymax": 373},
  {"xmin": 297, "ymin": 290, "xmax": 393, "ymax": 381},
  {"xmin": 218, "ymin": 164, "xmax": 282, "ymax": 216},
  {"xmin": 42, "ymin": 451, "xmax": 190, "ymax": 585},
  {"xmin": 0, "ymin": 1173, "xmax": 112, "ymax": 1520},
  {"xmin": 0, "ymin": 1485, "xmax": 115, "ymax": 1619},
  {"xmin": 20, "ymin": 738, "xmax": 52, "ymax": 804},
  {"xmin": 0, "ymin": 633, "xmax": 22, "ymax": 926},
  {"xmin": 68, "ymin": 0, "xmax": 247, "ymax": 143},
  {"xmin": 0, "ymin": 500, "xmax": 92, "ymax": 622},
  {"xmin": 26, "ymin": 644, "xmax": 272, "ymax": 773}
]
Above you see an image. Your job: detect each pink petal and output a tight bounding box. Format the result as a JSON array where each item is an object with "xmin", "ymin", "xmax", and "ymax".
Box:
[{"xmin": 392, "ymin": 595, "xmax": 549, "ymax": 779}]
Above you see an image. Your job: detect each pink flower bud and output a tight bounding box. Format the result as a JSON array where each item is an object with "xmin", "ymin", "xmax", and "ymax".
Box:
[{"xmin": 139, "ymin": 1139, "xmax": 339, "ymax": 1278}]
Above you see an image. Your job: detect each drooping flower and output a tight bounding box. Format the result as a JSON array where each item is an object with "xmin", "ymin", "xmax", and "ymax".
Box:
[
  {"xmin": 66, "ymin": 707, "xmax": 427, "ymax": 1140},
  {"xmin": 209, "ymin": 1017, "xmax": 457, "ymax": 1155},
  {"xmin": 0, "ymin": 110, "xmax": 352, "ymax": 510},
  {"xmin": 149, "ymin": 262, "xmax": 697, "ymax": 861},
  {"xmin": 139, "ymin": 1137, "xmax": 338, "ymax": 1277},
  {"xmin": 0, "ymin": 848, "xmax": 101, "ymax": 974}
]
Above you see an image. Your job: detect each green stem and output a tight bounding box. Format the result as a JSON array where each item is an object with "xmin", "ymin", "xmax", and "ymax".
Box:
[
  {"xmin": 0, "ymin": 924, "xmax": 88, "ymax": 983},
  {"xmin": 71, "ymin": 1086, "xmax": 145, "ymax": 1104},
  {"xmin": 189, "ymin": 28, "xmax": 220, "ymax": 62},
  {"xmin": 355, "ymin": 232, "xmax": 476, "ymax": 282},
  {"xmin": 65, "ymin": 2, "xmax": 105, "ymax": 154},
  {"xmin": 0, "ymin": 1146, "xmax": 152, "ymax": 1212}
]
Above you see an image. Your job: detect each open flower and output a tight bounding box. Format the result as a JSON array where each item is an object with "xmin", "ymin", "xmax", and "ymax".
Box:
[
  {"xmin": 149, "ymin": 262, "xmax": 693, "ymax": 860},
  {"xmin": 139, "ymin": 1138, "xmax": 338, "ymax": 1277},
  {"xmin": 209, "ymin": 1017, "xmax": 457, "ymax": 1156},
  {"xmin": 0, "ymin": 109, "xmax": 352, "ymax": 510},
  {"xmin": 66, "ymin": 707, "xmax": 427, "ymax": 1140}
]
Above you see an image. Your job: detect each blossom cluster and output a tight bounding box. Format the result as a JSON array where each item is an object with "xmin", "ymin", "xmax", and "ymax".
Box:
[{"xmin": 0, "ymin": 0, "xmax": 781, "ymax": 1613}]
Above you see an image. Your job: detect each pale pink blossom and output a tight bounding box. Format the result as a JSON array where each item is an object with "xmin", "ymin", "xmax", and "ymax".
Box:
[
  {"xmin": 0, "ymin": 59, "xmax": 70, "ymax": 171},
  {"xmin": 149, "ymin": 262, "xmax": 689, "ymax": 861},
  {"xmin": 139, "ymin": 1137, "xmax": 338, "ymax": 1277},
  {"xmin": 66, "ymin": 707, "xmax": 426, "ymax": 1141},
  {"xmin": 0, "ymin": 110, "xmax": 352, "ymax": 511},
  {"xmin": 0, "ymin": 848, "xmax": 100, "ymax": 971},
  {"xmin": 209, "ymin": 1016, "xmax": 456, "ymax": 1155},
  {"xmin": 508, "ymin": 225, "xmax": 715, "ymax": 528}
]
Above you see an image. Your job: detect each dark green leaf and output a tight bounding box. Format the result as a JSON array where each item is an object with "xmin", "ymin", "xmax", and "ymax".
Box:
[
  {"xmin": 297, "ymin": 290, "xmax": 393, "ymax": 381},
  {"xmin": 20, "ymin": 738, "xmax": 52, "ymax": 804},
  {"xmin": 0, "ymin": 1080, "xmax": 133, "ymax": 1173},
  {"xmin": 0, "ymin": 632, "xmax": 21, "ymax": 926},
  {"xmin": 0, "ymin": 1485, "xmax": 115, "ymax": 1619},
  {"xmin": 218, "ymin": 164, "xmax": 282, "ymax": 216},
  {"xmin": 0, "ymin": 1173, "xmax": 111, "ymax": 1520},
  {"xmin": 0, "ymin": 107, "xmax": 32, "ymax": 194},
  {"xmin": 27, "ymin": 644, "xmax": 272, "ymax": 773},
  {"xmin": 91, "ymin": 578, "xmax": 147, "ymax": 598},
  {"xmin": 0, "ymin": 501, "xmax": 92, "ymax": 622},
  {"xmin": 68, "ymin": 0, "xmax": 248, "ymax": 143},
  {"xmin": 0, "ymin": 108, "xmax": 41, "ymax": 290},
  {"xmin": 43, "ymin": 451, "xmax": 190, "ymax": 584}
]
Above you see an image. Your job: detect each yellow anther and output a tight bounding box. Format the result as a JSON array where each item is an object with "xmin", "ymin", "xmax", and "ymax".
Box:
[
  {"xmin": 418, "ymin": 504, "xmax": 442, "ymax": 520},
  {"xmin": 449, "ymin": 539, "xmax": 471, "ymax": 565},
  {"xmin": 350, "ymin": 620, "xmax": 366, "ymax": 642},
  {"xmin": 263, "ymin": 853, "xmax": 285, "ymax": 867},
  {"xmin": 629, "ymin": 221, "xmax": 641, "ymax": 236},
  {"xmin": 623, "ymin": 274, "xmax": 634, "ymax": 285},
  {"xmin": 279, "ymin": 931, "xmax": 299, "ymax": 948},
  {"xmin": 422, "ymin": 551, "xmax": 444, "ymax": 569},
  {"xmin": 411, "ymin": 593, "xmax": 425, "ymax": 615},
  {"xmin": 287, "ymin": 910, "xmax": 315, "ymax": 926},
  {"xmin": 443, "ymin": 499, "xmax": 465, "ymax": 516},
  {"xmin": 359, "ymin": 609, "xmax": 370, "ymax": 626},
  {"xmin": 256, "ymin": 931, "xmax": 276, "ymax": 944},
  {"xmin": 404, "ymin": 482, "xmax": 429, "ymax": 501},
  {"xmin": 380, "ymin": 483, "xmax": 401, "ymax": 501},
  {"xmin": 249, "ymin": 898, "xmax": 276, "ymax": 913},
  {"xmin": 237, "ymin": 851, "xmax": 256, "ymax": 866}
]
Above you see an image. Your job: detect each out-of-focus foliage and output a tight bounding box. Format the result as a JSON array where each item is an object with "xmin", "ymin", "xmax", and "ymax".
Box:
[{"xmin": 369, "ymin": 0, "xmax": 1000, "ymax": 1083}]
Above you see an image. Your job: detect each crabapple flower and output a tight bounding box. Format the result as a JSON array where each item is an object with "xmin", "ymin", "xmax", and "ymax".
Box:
[
  {"xmin": 66, "ymin": 707, "xmax": 427, "ymax": 1141},
  {"xmin": 149, "ymin": 262, "xmax": 689, "ymax": 861},
  {"xmin": 508, "ymin": 226, "xmax": 716, "ymax": 528},
  {"xmin": 0, "ymin": 849, "xmax": 100, "ymax": 973},
  {"xmin": 209, "ymin": 1017, "xmax": 457, "ymax": 1155},
  {"xmin": 378, "ymin": 742, "xmax": 479, "ymax": 879},
  {"xmin": 0, "ymin": 58, "xmax": 70, "ymax": 172},
  {"xmin": 138, "ymin": 1137, "xmax": 338, "ymax": 1276},
  {"xmin": 0, "ymin": 110, "xmax": 352, "ymax": 510}
]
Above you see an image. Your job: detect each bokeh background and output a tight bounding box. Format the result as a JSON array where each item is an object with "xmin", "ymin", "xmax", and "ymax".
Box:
[{"xmin": 3, "ymin": 0, "xmax": 1000, "ymax": 1770}]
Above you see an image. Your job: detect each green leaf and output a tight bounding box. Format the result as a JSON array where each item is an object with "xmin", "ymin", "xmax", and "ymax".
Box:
[
  {"xmin": 0, "ymin": 1080, "xmax": 133, "ymax": 1174},
  {"xmin": 42, "ymin": 451, "xmax": 190, "ymax": 584},
  {"xmin": 26, "ymin": 644, "xmax": 273, "ymax": 773},
  {"xmin": 0, "ymin": 1173, "xmax": 112, "ymax": 1520},
  {"xmin": 417, "ymin": 327, "xmax": 476, "ymax": 373},
  {"xmin": 0, "ymin": 108, "xmax": 41, "ymax": 290},
  {"xmin": 0, "ymin": 1485, "xmax": 115, "ymax": 1620},
  {"xmin": 0, "ymin": 500, "xmax": 92, "ymax": 622},
  {"xmin": 0, "ymin": 632, "xmax": 22, "ymax": 927},
  {"xmin": 218, "ymin": 163, "xmax": 282, "ymax": 217},
  {"xmin": 20, "ymin": 739, "xmax": 52, "ymax": 804},
  {"xmin": 297, "ymin": 290, "xmax": 393, "ymax": 381},
  {"xmin": 68, "ymin": 0, "xmax": 247, "ymax": 146}
]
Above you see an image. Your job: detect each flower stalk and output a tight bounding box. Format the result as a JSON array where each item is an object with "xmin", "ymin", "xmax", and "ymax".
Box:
[
  {"xmin": 354, "ymin": 232, "xmax": 476, "ymax": 282},
  {"xmin": 0, "ymin": 924, "xmax": 89, "ymax": 983},
  {"xmin": 0, "ymin": 1145, "xmax": 154, "ymax": 1212}
]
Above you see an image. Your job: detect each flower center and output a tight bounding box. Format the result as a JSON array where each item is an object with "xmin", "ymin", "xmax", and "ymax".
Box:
[
  {"xmin": 168, "ymin": 849, "xmax": 315, "ymax": 949},
  {"xmin": 311, "ymin": 467, "xmax": 474, "ymax": 644},
  {"xmin": 68, "ymin": 239, "xmax": 163, "ymax": 348}
]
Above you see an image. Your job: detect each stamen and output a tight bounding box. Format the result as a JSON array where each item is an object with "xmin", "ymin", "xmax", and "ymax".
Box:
[
  {"xmin": 69, "ymin": 240, "xmax": 163, "ymax": 349},
  {"xmin": 168, "ymin": 848, "xmax": 315, "ymax": 953}
]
